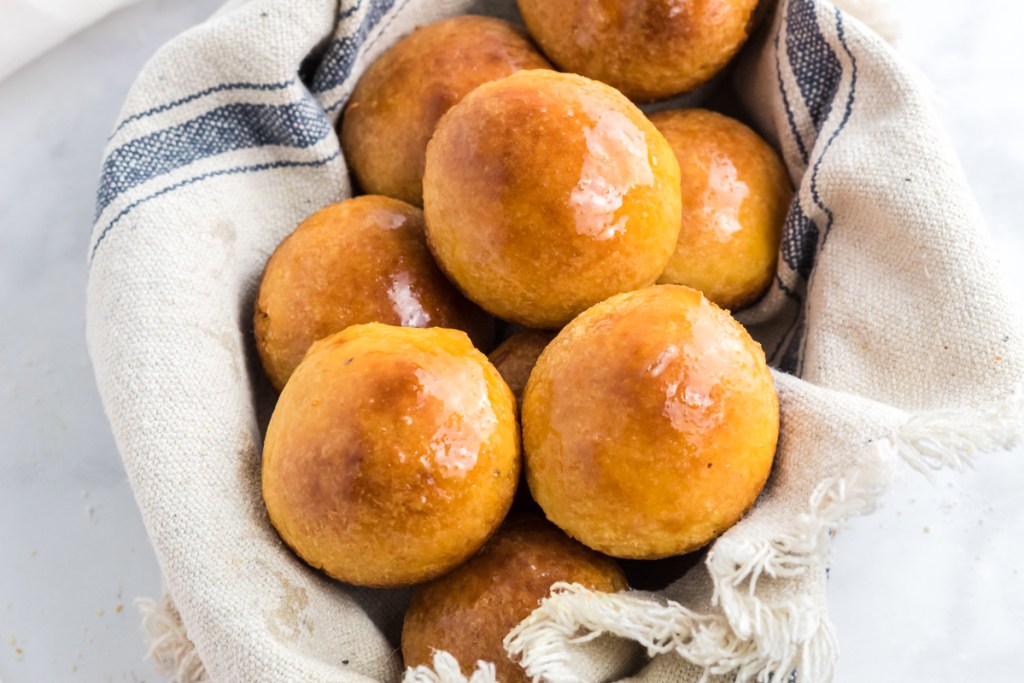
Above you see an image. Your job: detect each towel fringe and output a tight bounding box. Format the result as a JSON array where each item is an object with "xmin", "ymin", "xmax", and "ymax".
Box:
[
  {"xmin": 141, "ymin": 393, "xmax": 1023, "ymax": 682},
  {"xmin": 402, "ymin": 652, "xmax": 498, "ymax": 683},
  {"xmin": 494, "ymin": 390, "xmax": 1023, "ymax": 683},
  {"xmin": 883, "ymin": 390, "xmax": 1024, "ymax": 476},
  {"xmin": 137, "ymin": 592, "xmax": 207, "ymax": 683}
]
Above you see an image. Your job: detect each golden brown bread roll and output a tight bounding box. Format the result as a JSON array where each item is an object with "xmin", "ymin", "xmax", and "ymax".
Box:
[
  {"xmin": 651, "ymin": 109, "xmax": 791, "ymax": 310},
  {"xmin": 401, "ymin": 515, "xmax": 627, "ymax": 682},
  {"xmin": 262, "ymin": 323, "xmax": 520, "ymax": 587},
  {"xmin": 423, "ymin": 70, "xmax": 682, "ymax": 328},
  {"xmin": 517, "ymin": 0, "xmax": 759, "ymax": 102},
  {"xmin": 254, "ymin": 195, "xmax": 493, "ymax": 391},
  {"xmin": 522, "ymin": 285, "xmax": 778, "ymax": 559},
  {"xmin": 340, "ymin": 15, "xmax": 550, "ymax": 206},
  {"xmin": 487, "ymin": 329, "xmax": 556, "ymax": 405},
  {"xmin": 489, "ymin": 330, "xmax": 558, "ymax": 515}
]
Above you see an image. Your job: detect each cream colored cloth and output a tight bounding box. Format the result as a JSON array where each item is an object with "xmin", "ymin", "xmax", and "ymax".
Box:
[{"xmin": 86, "ymin": 0, "xmax": 1023, "ymax": 681}]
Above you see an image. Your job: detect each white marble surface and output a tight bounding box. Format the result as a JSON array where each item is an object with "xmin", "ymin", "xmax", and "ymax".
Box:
[{"xmin": 0, "ymin": 1, "xmax": 1021, "ymax": 682}]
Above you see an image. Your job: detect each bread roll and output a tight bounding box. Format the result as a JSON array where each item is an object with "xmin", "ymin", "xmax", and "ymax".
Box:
[
  {"xmin": 651, "ymin": 109, "xmax": 791, "ymax": 310},
  {"xmin": 424, "ymin": 70, "xmax": 681, "ymax": 328},
  {"xmin": 402, "ymin": 515, "xmax": 626, "ymax": 682},
  {"xmin": 488, "ymin": 329, "xmax": 556, "ymax": 405},
  {"xmin": 517, "ymin": 0, "xmax": 758, "ymax": 102},
  {"xmin": 262, "ymin": 323, "xmax": 520, "ymax": 586},
  {"xmin": 522, "ymin": 285, "xmax": 778, "ymax": 559},
  {"xmin": 254, "ymin": 195, "xmax": 493, "ymax": 390},
  {"xmin": 341, "ymin": 15, "xmax": 550, "ymax": 206}
]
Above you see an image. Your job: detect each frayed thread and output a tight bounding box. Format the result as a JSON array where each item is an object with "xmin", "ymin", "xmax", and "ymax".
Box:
[
  {"xmin": 503, "ymin": 391, "xmax": 1024, "ymax": 683},
  {"xmin": 708, "ymin": 445, "xmax": 896, "ymax": 636},
  {"xmin": 140, "ymin": 391, "xmax": 1024, "ymax": 683},
  {"xmin": 504, "ymin": 582, "xmax": 832, "ymax": 683},
  {"xmin": 500, "ymin": 441, "xmax": 895, "ymax": 683},
  {"xmin": 883, "ymin": 390, "xmax": 1024, "ymax": 477},
  {"xmin": 402, "ymin": 651, "xmax": 498, "ymax": 683},
  {"xmin": 137, "ymin": 592, "xmax": 207, "ymax": 683}
]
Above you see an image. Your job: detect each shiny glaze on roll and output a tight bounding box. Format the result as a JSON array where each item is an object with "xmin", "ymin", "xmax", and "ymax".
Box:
[
  {"xmin": 517, "ymin": 0, "xmax": 759, "ymax": 102},
  {"xmin": 522, "ymin": 285, "xmax": 778, "ymax": 559},
  {"xmin": 341, "ymin": 15, "xmax": 550, "ymax": 207},
  {"xmin": 423, "ymin": 70, "xmax": 681, "ymax": 328},
  {"xmin": 262, "ymin": 323, "xmax": 520, "ymax": 587},
  {"xmin": 651, "ymin": 109, "xmax": 792, "ymax": 310},
  {"xmin": 254, "ymin": 195, "xmax": 493, "ymax": 390}
]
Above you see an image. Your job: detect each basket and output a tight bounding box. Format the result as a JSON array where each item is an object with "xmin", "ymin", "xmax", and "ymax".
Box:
[{"xmin": 86, "ymin": 0, "xmax": 1024, "ymax": 680}]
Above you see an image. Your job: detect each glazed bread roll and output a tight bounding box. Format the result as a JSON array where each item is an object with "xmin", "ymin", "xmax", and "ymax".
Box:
[
  {"xmin": 424, "ymin": 70, "xmax": 682, "ymax": 328},
  {"xmin": 254, "ymin": 195, "xmax": 493, "ymax": 390},
  {"xmin": 489, "ymin": 329, "xmax": 558, "ymax": 514},
  {"xmin": 487, "ymin": 329, "xmax": 556, "ymax": 405},
  {"xmin": 401, "ymin": 515, "xmax": 627, "ymax": 682},
  {"xmin": 517, "ymin": 0, "xmax": 759, "ymax": 102},
  {"xmin": 262, "ymin": 323, "xmax": 520, "ymax": 587},
  {"xmin": 522, "ymin": 285, "xmax": 778, "ymax": 559},
  {"xmin": 341, "ymin": 15, "xmax": 550, "ymax": 206},
  {"xmin": 651, "ymin": 109, "xmax": 792, "ymax": 310}
]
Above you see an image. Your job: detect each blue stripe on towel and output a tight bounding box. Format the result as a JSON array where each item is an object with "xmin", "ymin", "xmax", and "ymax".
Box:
[
  {"xmin": 338, "ymin": 1, "xmax": 362, "ymax": 20},
  {"xmin": 809, "ymin": 8, "xmax": 857, "ymax": 248},
  {"xmin": 90, "ymin": 152, "xmax": 342, "ymax": 263},
  {"xmin": 774, "ymin": 32, "xmax": 809, "ymax": 165},
  {"xmin": 781, "ymin": 201, "xmax": 820, "ymax": 280},
  {"xmin": 95, "ymin": 96, "xmax": 332, "ymax": 219},
  {"xmin": 311, "ymin": 0, "xmax": 398, "ymax": 94},
  {"xmin": 786, "ymin": 0, "xmax": 843, "ymax": 131},
  {"xmin": 110, "ymin": 79, "xmax": 297, "ymax": 138},
  {"xmin": 106, "ymin": 2, "xmax": 366, "ymax": 138},
  {"xmin": 771, "ymin": 1, "xmax": 857, "ymax": 376},
  {"xmin": 321, "ymin": 0, "xmax": 413, "ymax": 111}
]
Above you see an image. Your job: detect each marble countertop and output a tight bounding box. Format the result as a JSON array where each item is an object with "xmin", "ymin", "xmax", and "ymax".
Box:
[{"xmin": 1, "ymin": 1, "xmax": 1021, "ymax": 681}]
